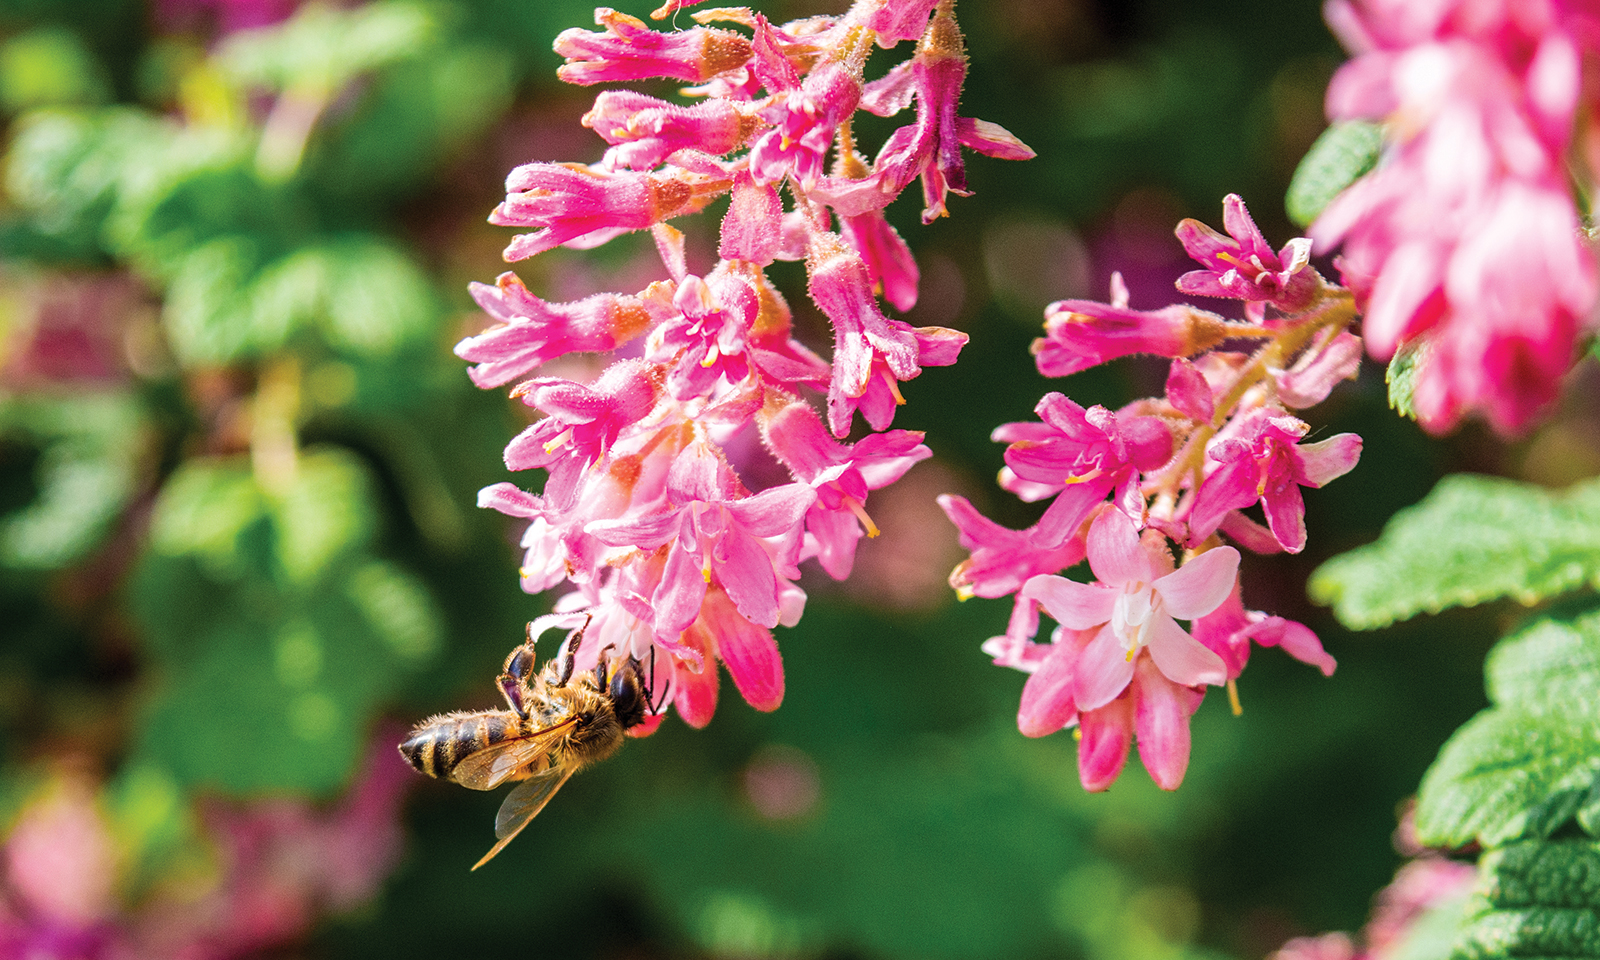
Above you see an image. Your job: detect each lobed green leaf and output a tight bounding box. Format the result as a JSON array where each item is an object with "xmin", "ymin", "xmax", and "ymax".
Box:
[
  {"xmin": 1285, "ymin": 120, "xmax": 1384, "ymax": 228},
  {"xmin": 1415, "ymin": 609, "xmax": 1600, "ymax": 849},
  {"xmin": 1310, "ymin": 475, "xmax": 1600, "ymax": 630},
  {"xmin": 1451, "ymin": 842, "xmax": 1600, "ymax": 960}
]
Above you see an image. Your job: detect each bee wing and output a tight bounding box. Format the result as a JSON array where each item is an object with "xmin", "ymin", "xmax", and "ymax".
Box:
[
  {"xmin": 470, "ymin": 765, "xmax": 576, "ymax": 871},
  {"xmin": 451, "ymin": 716, "xmax": 577, "ymax": 791}
]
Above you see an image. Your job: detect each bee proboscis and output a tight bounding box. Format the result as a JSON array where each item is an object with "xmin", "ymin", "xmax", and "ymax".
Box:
[{"xmin": 397, "ymin": 616, "xmax": 656, "ymax": 869}]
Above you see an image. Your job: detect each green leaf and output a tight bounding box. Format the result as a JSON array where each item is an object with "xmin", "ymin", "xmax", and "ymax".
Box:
[
  {"xmin": 147, "ymin": 457, "xmax": 267, "ymax": 578},
  {"xmin": 3, "ymin": 107, "xmax": 162, "ymax": 255},
  {"xmin": 1310, "ymin": 475, "xmax": 1600, "ymax": 630},
  {"xmin": 1414, "ymin": 609, "xmax": 1600, "ymax": 848},
  {"xmin": 316, "ymin": 237, "xmax": 436, "ymax": 356},
  {"xmin": 161, "ymin": 234, "xmax": 280, "ymax": 363},
  {"xmin": 1451, "ymin": 839, "xmax": 1600, "ymax": 960},
  {"xmin": 217, "ymin": 1, "xmax": 434, "ymax": 95},
  {"xmin": 266, "ymin": 447, "xmax": 378, "ymax": 584},
  {"xmin": 1387, "ymin": 337, "xmax": 1426, "ymax": 421},
  {"xmin": 0, "ymin": 393, "xmax": 144, "ymax": 569},
  {"xmin": 1285, "ymin": 120, "xmax": 1384, "ymax": 228}
]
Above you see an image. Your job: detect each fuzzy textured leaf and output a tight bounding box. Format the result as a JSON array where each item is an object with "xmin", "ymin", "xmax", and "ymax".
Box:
[
  {"xmin": 1310, "ymin": 475, "xmax": 1600, "ymax": 630},
  {"xmin": 1451, "ymin": 840, "xmax": 1600, "ymax": 960},
  {"xmin": 1285, "ymin": 120, "xmax": 1384, "ymax": 228},
  {"xmin": 1415, "ymin": 609, "xmax": 1600, "ymax": 848},
  {"xmin": 1387, "ymin": 337, "xmax": 1426, "ymax": 421}
]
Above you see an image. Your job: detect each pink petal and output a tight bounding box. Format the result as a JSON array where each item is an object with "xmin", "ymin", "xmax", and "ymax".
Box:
[
  {"xmin": 1154, "ymin": 546, "xmax": 1239, "ymax": 619},
  {"xmin": 653, "ymin": 543, "xmax": 709, "ymax": 636},
  {"xmin": 1144, "ymin": 614, "xmax": 1227, "ymax": 688},
  {"xmin": 1294, "ymin": 433, "xmax": 1363, "ymax": 488},
  {"xmin": 716, "ymin": 526, "xmax": 781, "ymax": 628},
  {"xmin": 1132, "ymin": 657, "xmax": 1193, "ymax": 791},
  {"xmin": 716, "ymin": 614, "xmax": 784, "ymax": 711},
  {"xmin": 1077, "ymin": 696, "xmax": 1134, "ymax": 791},
  {"xmin": 672, "ymin": 636, "xmax": 719, "ymax": 729},
  {"xmin": 1072, "ymin": 624, "xmax": 1136, "ymax": 711},
  {"xmin": 1017, "ymin": 630, "xmax": 1089, "ymax": 737},
  {"xmin": 1262, "ymin": 482, "xmax": 1308, "ymax": 554},
  {"xmin": 1086, "ymin": 509, "xmax": 1151, "ymax": 585},
  {"xmin": 477, "ymin": 482, "xmax": 543, "ymax": 517},
  {"xmin": 1021, "ymin": 575, "xmax": 1116, "ymax": 630}
]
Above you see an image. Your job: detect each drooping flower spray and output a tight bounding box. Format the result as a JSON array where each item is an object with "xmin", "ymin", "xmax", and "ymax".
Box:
[
  {"xmin": 943, "ymin": 196, "xmax": 1355, "ymax": 791},
  {"xmin": 460, "ymin": 0, "xmax": 1033, "ymax": 730}
]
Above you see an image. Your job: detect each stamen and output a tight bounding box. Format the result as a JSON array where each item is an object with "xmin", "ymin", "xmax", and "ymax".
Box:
[
  {"xmin": 1227, "ymin": 678, "xmax": 1242, "ymax": 716},
  {"xmin": 843, "ymin": 496, "xmax": 880, "ymax": 538},
  {"xmin": 543, "ymin": 427, "xmax": 575, "ymax": 455},
  {"xmin": 888, "ymin": 377, "xmax": 906, "ymax": 406}
]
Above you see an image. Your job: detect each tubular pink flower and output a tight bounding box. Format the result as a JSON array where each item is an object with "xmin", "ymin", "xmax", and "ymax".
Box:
[
  {"xmin": 647, "ymin": 269, "xmax": 762, "ymax": 401},
  {"xmin": 863, "ymin": 7, "xmax": 1034, "ymax": 222},
  {"xmin": 555, "ymin": 8, "xmax": 753, "ymax": 86},
  {"xmin": 491, "ymin": 162, "xmax": 733, "ymax": 261},
  {"xmin": 585, "ymin": 442, "xmax": 814, "ymax": 636},
  {"xmin": 764, "ymin": 398, "xmax": 931, "ymax": 579},
  {"xmin": 503, "ymin": 360, "xmax": 662, "ymax": 472},
  {"xmin": 584, "ymin": 91, "xmax": 756, "ymax": 171},
  {"xmin": 938, "ymin": 493, "xmax": 1087, "ymax": 601},
  {"xmin": 839, "ymin": 208, "xmax": 920, "ymax": 312},
  {"xmin": 1192, "ymin": 576, "xmax": 1336, "ymax": 680},
  {"xmin": 1000, "ymin": 393, "xmax": 1173, "ymax": 543},
  {"xmin": 1176, "ymin": 194, "xmax": 1321, "ymax": 312},
  {"xmin": 457, "ymin": 273, "xmax": 664, "ymax": 388},
  {"xmin": 750, "ymin": 58, "xmax": 863, "ymax": 189},
  {"xmin": 807, "ymin": 231, "xmax": 966, "ymax": 436},
  {"xmin": 1034, "ymin": 299, "xmax": 1232, "ymax": 378},
  {"xmin": 1021, "ymin": 510, "xmax": 1235, "ymax": 710},
  {"xmin": 1186, "ymin": 411, "xmax": 1362, "ymax": 553},
  {"xmin": 865, "ymin": 0, "xmax": 940, "ymax": 45},
  {"xmin": 1312, "ymin": 3, "xmax": 1598, "ymax": 435}
]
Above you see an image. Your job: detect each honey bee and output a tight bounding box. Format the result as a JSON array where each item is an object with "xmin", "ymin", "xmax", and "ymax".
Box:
[{"xmin": 398, "ymin": 618, "xmax": 655, "ymax": 869}]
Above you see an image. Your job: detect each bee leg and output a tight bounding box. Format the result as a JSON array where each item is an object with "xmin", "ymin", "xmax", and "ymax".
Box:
[{"xmin": 498, "ymin": 631, "xmax": 541, "ymax": 715}]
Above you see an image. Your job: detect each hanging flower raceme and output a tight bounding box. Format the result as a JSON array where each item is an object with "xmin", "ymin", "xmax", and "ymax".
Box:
[
  {"xmin": 944, "ymin": 195, "xmax": 1356, "ymax": 791},
  {"xmin": 462, "ymin": 0, "xmax": 1030, "ymax": 728}
]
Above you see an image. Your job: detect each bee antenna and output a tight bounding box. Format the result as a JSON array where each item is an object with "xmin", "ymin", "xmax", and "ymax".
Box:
[{"xmin": 646, "ymin": 646, "xmax": 669, "ymax": 716}]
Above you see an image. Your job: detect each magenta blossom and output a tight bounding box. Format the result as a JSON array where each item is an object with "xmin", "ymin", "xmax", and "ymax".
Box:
[
  {"xmin": 1192, "ymin": 576, "xmax": 1336, "ymax": 681},
  {"xmin": 1186, "ymin": 411, "xmax": 1362, "ymax": 553},
  {"xmin": 1034, "ymin": 299, "xmax": 1232, "ymax": 378},
  {"xmin": 1019, "ymin": 510, "xmax": 1238, "ymax": 789},
  {"xmin": 1176, "ymin": 193, "xmax": 1321, "ymax": 314},
  {"xmin": 554, "ymin": 8, "xmax": 754, "ymax": 86},
  {"xmin": 491, "ymin": 162, "xmax": 733, "ymax": 261},
  {"xmin": 585, "ymin": 442, "xmax": 813, "ymax": 637},
  {"xmin": 584, "ymin": 91, "xmax": 755, "ymax": 171},
  {"xmin": 503, "ymin": 360, "xmax": 662, "ymax": 472},
  {"xmin": 1000, "ymin": 393, "xmax": 1172, "ymax": 543},
  {"xmin": 763, "ymin": 398, "xmax": 931, "ymax": 579}
]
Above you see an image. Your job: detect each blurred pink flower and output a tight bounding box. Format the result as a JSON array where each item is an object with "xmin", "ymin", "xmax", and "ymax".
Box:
[{"xmin": 1314, "ymin": 0, "xmax": 1599, "ymax": 435}]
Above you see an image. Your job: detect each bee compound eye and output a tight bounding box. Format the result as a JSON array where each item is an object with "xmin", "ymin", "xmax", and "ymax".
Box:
[{"xmin": 609, "ymin": 660, "xmax": 647, "ymax": 728}]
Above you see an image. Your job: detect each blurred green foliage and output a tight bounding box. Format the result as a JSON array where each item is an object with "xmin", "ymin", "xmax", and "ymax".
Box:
[{"xmin": 0, "ymin": 0, "xmax": 1541, "ymax": 958}]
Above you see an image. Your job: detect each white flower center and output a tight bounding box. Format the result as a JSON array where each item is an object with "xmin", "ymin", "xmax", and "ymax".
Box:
[{"xmin": 1112, "ymin": 581, "xmax": 1160, "ymax": 660}]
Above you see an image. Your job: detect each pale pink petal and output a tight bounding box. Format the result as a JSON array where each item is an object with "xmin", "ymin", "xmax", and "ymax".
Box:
[
  {"xmin": 1144, "ymin": 614, "xmax": 1226, "ymax": 688},
  {"xmin": 1294, "ymin": 433, "xmax": 1363, "ymax": 488},
  {"xmin": 1077, "ymin": 696, "xmax": 1134, "ymax": 791},
  {"xmin": 653, "ymin": 543, "xmax": 708, "ymax": 636},
  {"xmin": 1021, "ymin": 575, "xmax": 1116, "ymax": 630},
  {"xmin": 1086, "ymin": 509, "xmax": 1151, "ymax": 585},
  {"xmin": 1262, "ymin": 482, "xmax": 1308, "ymax": 554},
  {"xmin": 1132, "ymin": 657, "xmax": 1192, "ymax": 791},
  {"xmin": 1259, "ymin": 619, "xmax": 1338, "ymax": 677},
  {"xmin": 1017, "ymin": 629, "xmax": 1090, "ymax": 737},
  {"xmin": 1072, "ymin": 624, "xmax": 1136, "ymax": 710},
  {"xmin": 1153, "ymin": 546, "xmax": 1239, "ymax": 619}
]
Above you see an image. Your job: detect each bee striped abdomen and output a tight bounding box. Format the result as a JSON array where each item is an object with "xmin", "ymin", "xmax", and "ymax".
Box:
[{"xmin": 400, "ymin": 711, "xmax": 519, "ymax": 779}]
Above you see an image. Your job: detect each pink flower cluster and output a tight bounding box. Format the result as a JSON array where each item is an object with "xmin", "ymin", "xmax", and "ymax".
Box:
[
  {"xmin": 1314, "ymin": 0, "xmax": 1600, "ymax": 435},
  {"xmin": 942, "ymin": 196, "xmax": 1354, "ymax": 791},
  {"xmin": 0, "ymin": 738, "xmax": 407, "ymax": 960},
  {"xmin": 462, "ymin": 1, "xmax": 1030, "ymax": 729}
]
